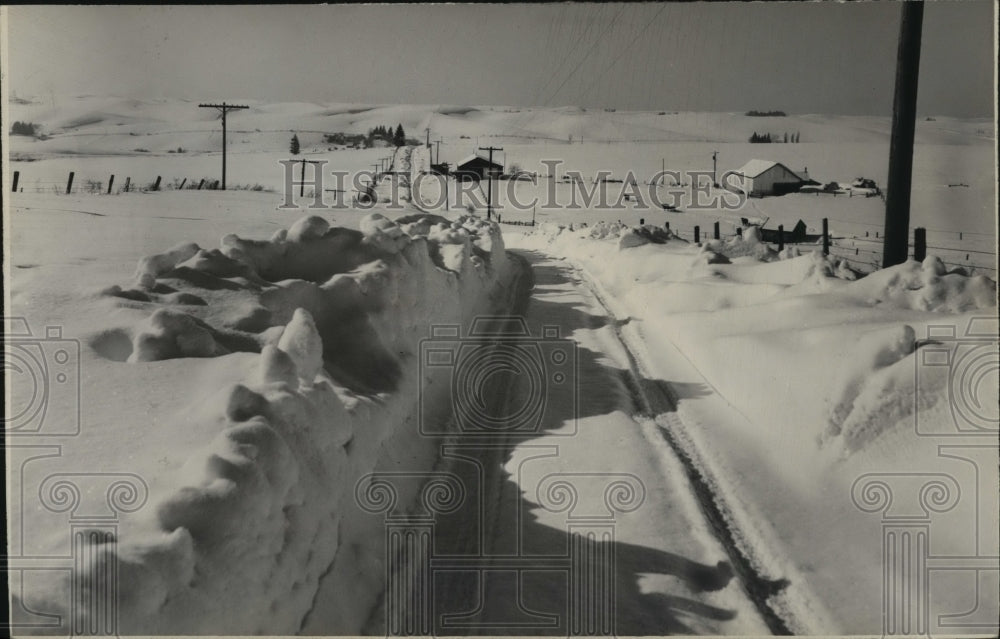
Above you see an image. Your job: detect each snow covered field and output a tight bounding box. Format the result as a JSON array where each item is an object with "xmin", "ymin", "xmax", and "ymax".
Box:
[{"xmin": 5, "ymin": 96, "xmax": 998, "ymax": 635}]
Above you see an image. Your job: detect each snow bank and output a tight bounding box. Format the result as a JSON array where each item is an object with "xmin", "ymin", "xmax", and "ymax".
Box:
[
  {"xmin": 618, "ymin": 224, "xmax": 681, "ymax": 249},
  {"xmin": 824, "ymin": 324, "xmax": 917, "ymax": 450},
  {"xmin": 700, "ymin": 226, "xmax": 780, "ymax": 262},
  {"xmin": 128, "ymin": 308, "xmax": 229, "ymax": 362},
  {"xmin": 29, "ymin": 211, "xmax": 518, "ymax": 634},
  {"xmin": 845, "ymin": 255, "xmax": 996, "ymax": 313},
  {"xmin": 510, "ymin": 222, "xmax": 996, "ymax": 452}
]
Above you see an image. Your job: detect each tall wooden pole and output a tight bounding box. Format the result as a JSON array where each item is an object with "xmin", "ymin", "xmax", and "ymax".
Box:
[
  {"xmin": 882, "ymin": 1, "xmax": 924, "ymax": 267},
  {"xmin": 199, "ymin": 102, "xmax": 249, "ymax": 190},
  {"xmin": 479, "ymin": 146, "xmax": 503, "ymax": 220}
]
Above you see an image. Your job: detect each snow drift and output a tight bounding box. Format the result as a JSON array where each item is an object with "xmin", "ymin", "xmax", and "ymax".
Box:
[
  {"xmin": 509, "ymin": 221, "xmax": 996, "ymax": 453},
  {"xmin": 20, "ymin": 211, "xmax": 519, "ymax": 634}
]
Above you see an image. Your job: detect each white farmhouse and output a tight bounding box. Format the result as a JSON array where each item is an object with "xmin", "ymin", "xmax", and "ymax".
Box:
[{"xmin": 731, "ymin": 159, "xmax": 805, "ymax": 196}]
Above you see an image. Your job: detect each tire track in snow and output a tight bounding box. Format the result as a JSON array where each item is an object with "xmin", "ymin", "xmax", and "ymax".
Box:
[{"xmin": 566, "ymin": 258, "xmax": 794, "ymax": 636}]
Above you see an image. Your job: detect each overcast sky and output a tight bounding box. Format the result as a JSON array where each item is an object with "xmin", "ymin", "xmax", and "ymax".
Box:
[{"xmin": 5, "ymin": 2, "xmax": 995, "ymax": 117}]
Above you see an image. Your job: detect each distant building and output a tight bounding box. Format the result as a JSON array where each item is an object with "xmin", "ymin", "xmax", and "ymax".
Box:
[
  {"xmin": 430, "ymin": 162, "xmax": 451, "ymax": 177},
  {"xmin": 731, "ymin": 159, "xmax": 805, "ymax": 196},
  {"xmin": 454, "ymin": 154, "xmax": 504, "ymax": 181},
  {"xmin": 758, "ymin": 219, "xmax": 821, "ymax": 244}
]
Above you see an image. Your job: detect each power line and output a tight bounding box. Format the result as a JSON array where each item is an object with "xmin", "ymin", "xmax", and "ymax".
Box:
[{"xmin": 541, "ymin": 5, "xmax": 628, "ymax": 107}]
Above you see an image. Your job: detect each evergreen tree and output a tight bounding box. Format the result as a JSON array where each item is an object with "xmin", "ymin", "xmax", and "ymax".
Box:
[
  {"xmin": 394, "ymin": 123, "xmax": 406, "ymax": 146},
  {"xmin": 290, "ymin": 134, "xmax": 300, "ymax": 155},
  {"xmin": 783, "ymin": 132, "xmax": 789, "ymax": 143}
]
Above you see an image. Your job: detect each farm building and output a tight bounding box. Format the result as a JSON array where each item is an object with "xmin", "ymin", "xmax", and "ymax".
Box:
[
  {"xmin": 731, "ymin": 159, "xmax": 805, "ymax": 196},
  {"xmin": 429, "ymin": 162, "xmax": 451, "ymax": 176},
  {"xmin": 454, "ymin": 154, "xmax": 504, "ymax": 181}
]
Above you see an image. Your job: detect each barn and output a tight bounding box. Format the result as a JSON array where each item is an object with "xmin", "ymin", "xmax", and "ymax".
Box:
[
  {"xmin": 731, "ymin": 159, "xmax": 805, "ymax": 196},
  {"xmin": 454, "ymin": 154, "xmax": 504, "ymax": 181}
]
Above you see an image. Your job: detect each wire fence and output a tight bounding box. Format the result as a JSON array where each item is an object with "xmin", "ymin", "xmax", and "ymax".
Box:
[
  {"xmin": 11, "ymin": 169, "xmax": 996, "ymax": 275},
  {"xmin": 9, "ymin": 169, "xmax": 275, "ymax": 196},
  {"xmin": 828, "ymin": 226, "xmax": 996, "ymax": 274}
]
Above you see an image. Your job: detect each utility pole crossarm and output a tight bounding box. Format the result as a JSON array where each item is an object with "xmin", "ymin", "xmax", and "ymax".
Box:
[
  {"xmin": 198, "ymin": 103, "xmax": 250, "ymax": 109},
  {"xmin": 199, "ymin": 102, "xmax": 250, "ymax": 190}
]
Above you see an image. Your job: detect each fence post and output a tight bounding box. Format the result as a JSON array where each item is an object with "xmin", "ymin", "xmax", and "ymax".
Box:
[
  {"xmin": 822, "ymin": 218, "xmax": 830, "ymax": 255},
  {"xmin": 123, "ymin": 177, "xmax": 131, "ymax": 193},
  {"xmin": 694, "ymin": 225, "xmax": 700, "ymax": 244},
  {"xmin": 179, "ymin": 178, "xmax": 187, "ymax": 190},
  {"xmin": 66, "ymin": 171, "xmax": 75, "ymax": 195},
  {"xmin": 107, "ymin": 175, "xmax": 114, "ymax": 194},
  {"xmin": 778, "ymin": 224, "xmax": 785, "ymax": 251},
  {"xmin": 12, "ymin": 170, "xmax": 19, "ymax": 193},
  {"xmin": 197, "ymin": 178, "xmax": 205, "ymax": 190},
  {"xmin": 913, "ymin": 227, "xmax": 926, "ymax": 262},
  {"xmin": 153, "ymin": 176, "xmax": 162, "ymax": 191},
  {"xmin": 713, "ymin": 221, "xmax": 720, "ymax": 240}
]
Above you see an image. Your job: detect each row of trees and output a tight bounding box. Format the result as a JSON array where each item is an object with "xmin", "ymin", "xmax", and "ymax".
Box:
[
  {"xmin": 369, "ymin": 124, "xmax": 408, "ymax": 146},
  {"xmin": 10, "ymin": 121, "xmax": 38, "ymax": 136},
  {"xmin": 745, "ymin": 110, "xmax": 787, "ymax": 117},
  {"xmin": 749, "ymin": 131, "xmax": 801, "ymax": 143},
  {"xmin": 292, "ymin": 123, "xmax": 409, "ymax": 154}
]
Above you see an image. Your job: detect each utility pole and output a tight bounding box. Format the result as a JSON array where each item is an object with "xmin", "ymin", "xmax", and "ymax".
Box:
[
  {"xmin": 882, "ymin": 1, "xmax": 924, "ymax": 268},
  {"xmin": 478, "ymin": 146, "xmax": 503, "ymax": 220},
  {"xmin": 425, "ymin": 127, "xmax": 431, "ymax": 148},
  {"xmin": 435, "ymin": 140, "xmax": 442, "ymax": 165},
  {"xmin": 198, "ymin": 102, "xmax": 249, "ymax": 190},
  {"xmin": 299, "ymin": 159, "xmax": 322, "ymax": 198},
  {"xmin": 711, "ymin": 150, "xmax": 719, "ymax": 187},
  {"xmin": 444, "ymin": 175, "xmax": 449, "ymax": 212}
]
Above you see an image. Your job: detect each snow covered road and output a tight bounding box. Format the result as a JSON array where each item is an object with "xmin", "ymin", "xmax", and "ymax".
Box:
[{"xmin": 372, "ymin": 248, "xmax": 777, "ymax": 635}]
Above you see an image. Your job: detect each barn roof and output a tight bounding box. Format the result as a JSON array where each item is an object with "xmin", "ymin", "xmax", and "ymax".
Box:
[
  {"xmin": 456, "ymin": 154, "xmax": 504, "ymax": 169},
  {"xmin": 735, "ymin": 159, "xmax": 803, "ymax": 180}
]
